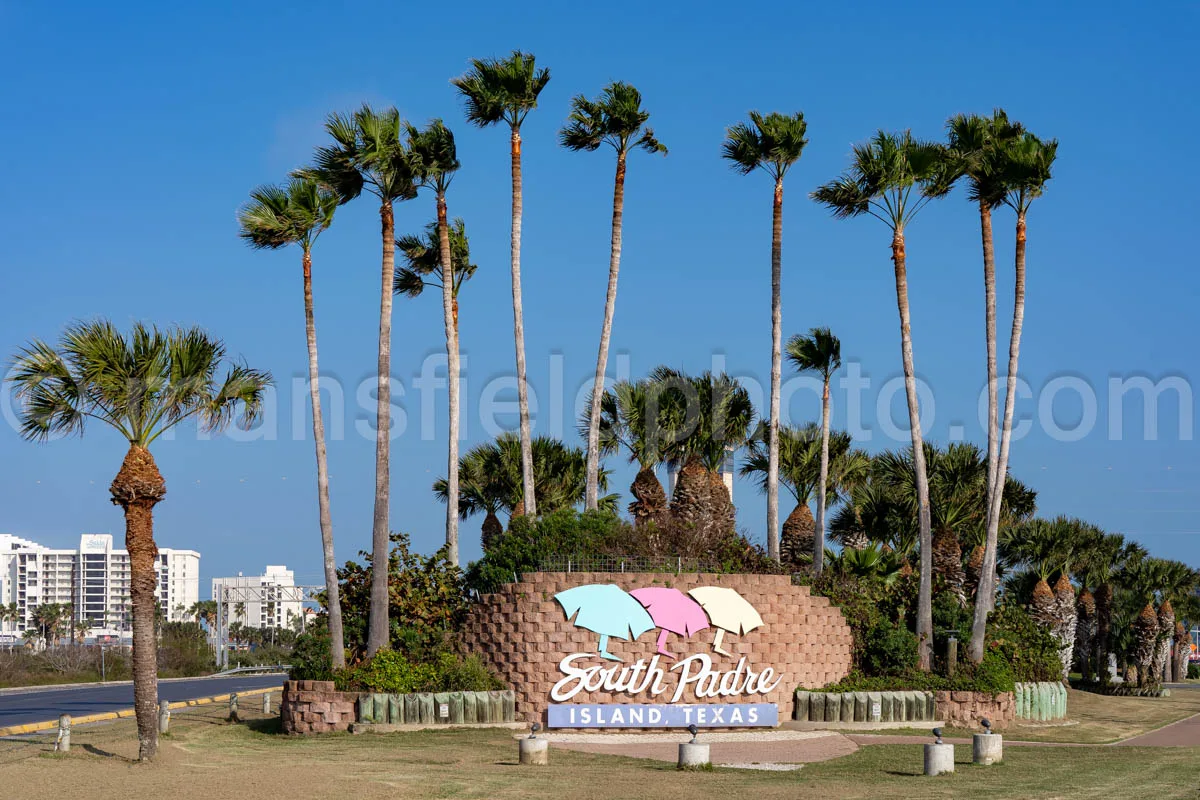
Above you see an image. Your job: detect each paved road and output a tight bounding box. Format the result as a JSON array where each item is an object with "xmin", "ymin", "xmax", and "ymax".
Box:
[
  {"xmin": 1117, "ymin": 712, "xmax": 1200, "ymax": 746},
  {"xmin": 0, "ymin": 674, "xmax": 285, "ymax": 728}
]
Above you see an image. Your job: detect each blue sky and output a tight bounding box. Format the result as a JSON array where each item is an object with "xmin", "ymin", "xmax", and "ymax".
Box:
[{"xmin": 1, "ymin": 1, "xmax": 1197, "ymax": 593}]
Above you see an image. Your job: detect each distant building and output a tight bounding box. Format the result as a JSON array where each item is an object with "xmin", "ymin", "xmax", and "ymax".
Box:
[
  {"xmin": 211, "ymin": 565, "xmax": 303, "ymax": 630},
  {"xmin": 0, "ymin": 533, "xmax": 199, "ymax": 641}
]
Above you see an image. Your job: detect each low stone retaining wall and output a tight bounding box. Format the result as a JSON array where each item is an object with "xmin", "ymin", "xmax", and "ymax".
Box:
[
  {"xmin": 356, "ymin": 690, "xmax": 516, "ymax": 725},
  {"xmin": 934, "ymin": 691, "xmax": 1014, "ymax": 728},
  {"xmin": 793, "ymin": 690, "xmax": 936, "ymax": 723},
  {"xmin": 1014, "ymin": 682, "xmax": 1067, "ymax": 720},
  {"xmin": 281, "ymin": 680, "xmax": 357, "ymax": 734}
]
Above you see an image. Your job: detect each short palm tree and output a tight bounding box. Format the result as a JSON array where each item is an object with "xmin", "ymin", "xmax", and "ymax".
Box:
[
  {"xmin": 9, "ymin": 320, "xmax": 269, "ymax": 760},
  {"xmin": 434, "ymin": 433, "xmax": 616, "ymax": 548},
  {"xmin": 404, "ymin": 118, "xmax": 465, "ymax": 567},
  {"xmin": 237, "ymin": 176, "xmax": 346, "ymax": 670},
  {"xmin": 786, "ymin": 327, "xmax": 841, "ymax": 573},
  {"xmin": 651, "ymin": 367, "xmax": 755, "ymax": 536},
  {"xmin": 812, "ymin": 130, "xmax": 947, "ymax": 670},
  {"xmin": 298, "ymin": 104, "xmax": 417, "ymax": 656},
  {"xmin": 722, "ymin": 111, "xmax": 808, "ymax": 562},
  {"xmin": 741, "ymin": 424, "xmax": 869, "ymax": 569},
  {"xmin": 592, "ymin": 378, "xmax": 686, "ymax": 524},
  {"xmin": 561, "ymin": 81, "xmax": 667, "ymax": 513},
  {"xmin": 452, "ymin": 51, "xmax": 550, "ymax": 517},
  {"xmin": 395, "ymin": 219, "xmax": 477, "ymax": 325}
]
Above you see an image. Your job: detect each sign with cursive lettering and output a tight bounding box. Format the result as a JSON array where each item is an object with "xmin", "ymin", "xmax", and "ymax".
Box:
[{"xmin": 547, "ymin": 583, "xmax": 782, "ymax": 727}]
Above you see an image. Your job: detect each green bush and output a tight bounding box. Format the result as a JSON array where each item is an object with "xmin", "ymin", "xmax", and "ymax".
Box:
[
  {"xmin": 1188, "ymin": 663, "xmax": 1199, "ymax": 680},
  {"xmin": 985, "ymin": 604, "xmax": 1061, "ymax": 683},
  {"xmin": 289, "ymin": 630, "xmax": 334, "ymax": 682},
  {"xmin": 814, "ymin": 654, "xmax": 1014, "ymax": 694},
  {"xmin": 465, "ymin": 509, "xmax": 779, "ymax": 594},
  {"xmin": 335, "ymin": 649, "xmax": 503, "ymax": 693},
  {"xmin": 337, "ymin": 649, "xmax": 436, "ymax": 693},
  {"xmin": 861, "ymin": 618, "xmax": 919, "ymax": 675}
]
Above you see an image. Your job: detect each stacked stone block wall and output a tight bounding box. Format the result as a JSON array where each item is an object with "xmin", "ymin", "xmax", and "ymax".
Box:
[
  {"xmin": 281, "ymin": 680, "xmax": 357, "ymax": 734},
  {"xmin": 934, "ymin": 690, "xmax": 1015, "ymax": 728},
  {"xmin": 461, "ymin": 572, "xmax": 854, "ymax": 725}
]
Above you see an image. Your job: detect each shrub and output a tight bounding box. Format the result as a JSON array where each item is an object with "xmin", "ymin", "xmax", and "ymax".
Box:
[
  {"xmin": 1189, "ymin": 663, "xmax": 1199, "ymax": 680},
  {"xmin": 985, "ymin": 604, "xmax": 1061, "ymax": 683},
  {"xmin": 335, "ymin": 649, "xmax": 503, "ymax": 693},
  {"xmin": 465, "ymin": 509, "xmax": 778, "ymax": 594},
  {"xmin": 289, "ymin": 630, "xmax": 334, "ymax": 682},
  {"xmin": 337, "ymin": 649, "xmax": 436, "ymax": 693},
  {"xmin": 861, "ymin": 618, "xmax": 919, "ymax": 676}
]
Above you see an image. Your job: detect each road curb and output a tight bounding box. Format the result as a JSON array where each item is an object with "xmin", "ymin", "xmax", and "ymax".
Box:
[
  {"xmin": 0, "ymin": 672, "xmax": 288, "ymax": 696},
  {"xmin": 0, "ymin": 685, "xmax": 282, "ymax": 737}
]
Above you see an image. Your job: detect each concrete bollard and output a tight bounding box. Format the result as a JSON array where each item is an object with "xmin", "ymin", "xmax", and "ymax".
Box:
[
  {"xmin": 678, "ymin": 742, "xmax": 711, "ymax": 768},
  {"xmin": 56, "ymin": 714, "xmax": 71, "ymax": 753},
  {"xmin": 924, "ymin": 743, "xmax": 954, "ymax": 776},
  {"xmin": 158, "ymin": 703, "xmax": 171, "ymax": 734},
  {"xmin": 972, "ymin": 733, "xmax": 1003, "ymax": 765},
  {"xmin": 228, "ymin": 693, "xmax": 240, "ymax": 723},
  {"xmin": 519, "ymin": 738, "xmax": 549, "ymax": 765},
  {"xmin": 262, "ymin": 693, "xmax": 271, "ymax": 715}
]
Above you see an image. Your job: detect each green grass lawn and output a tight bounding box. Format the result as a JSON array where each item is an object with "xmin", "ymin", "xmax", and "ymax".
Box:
[
  {"xmin": 3, "ymin": 700, "xmax": 1200, "ymax": 800},
  {"xmin": 871, "ymin": 687, "xmax": 1200, "ymax": 744}
]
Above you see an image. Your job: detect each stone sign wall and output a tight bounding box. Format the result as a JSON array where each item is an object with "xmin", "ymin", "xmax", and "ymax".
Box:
[{"xmin": 461, "ymin": 572, "xmax": 854, "ymax": 725}]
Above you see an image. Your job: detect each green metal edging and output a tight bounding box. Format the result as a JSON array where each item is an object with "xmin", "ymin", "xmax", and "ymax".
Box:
[{"xmin": 355, "ymin": 690, "xmax": 515, "ymax": 725}]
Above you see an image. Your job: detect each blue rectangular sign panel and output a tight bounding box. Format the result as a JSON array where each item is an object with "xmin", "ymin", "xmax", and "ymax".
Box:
[{"xmin": 548, "ymin": 703, "xmax": 777, "ymax": 728}]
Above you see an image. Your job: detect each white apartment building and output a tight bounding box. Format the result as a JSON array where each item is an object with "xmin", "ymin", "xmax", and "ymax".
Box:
[
  {"xmin": 0, "ymin": 533, "xmax": 200, "ymax": 641},
  {"xmin": 211, "ymin": 565, "xmax": 303, "ymax": 630}
]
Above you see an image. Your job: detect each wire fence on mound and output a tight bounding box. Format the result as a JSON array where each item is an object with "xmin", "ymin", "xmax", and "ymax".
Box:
[{"xmin": 534, "ymin": 554, "xmax": 724, "ymax": 575}]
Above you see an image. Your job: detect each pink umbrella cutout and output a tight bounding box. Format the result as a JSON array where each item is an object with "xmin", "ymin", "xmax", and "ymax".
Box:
[{"xmin": 629, "ymin": 587, "xmax": 710, "ymax": 659}]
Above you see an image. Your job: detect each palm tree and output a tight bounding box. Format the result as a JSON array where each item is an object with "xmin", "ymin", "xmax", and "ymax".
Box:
[
  {"xmin": 237, "ymin": 177, "xmax": 346, "ymax": 670},
  {"xmin": 741, "ymin": 424, "xmax": 869, "ymax": 568},
  {"xmin": 982, "ymin": 131, "xmax": 1058, "ymax": 653},
  {"xmin": 395, "ymin": 218, "xmax": 477, "ymax": 325},
  {"xmin": 943, "ymin": 110, "xmax": 1028, "ymax": 663},
  {"xmin": 592, "ymin": 378, "xmax": 686, "ymax": 524},
  {"xmin": 722, "ymin": 111, "xmax": 808, "ymax": 563},
  {"xmin": 561, "ymin": 82, "xmax": 667, "ymax": 512},
  {"xmin": 812, "ymin": 130, "xmax": 948, "ymax": 669},
  {"xmin": 299, "ymin": 104, "xmax": 416, "ymax": 656},
  {"xmin": 434, "ymin": 433, "xmax": 616, "ymax": 546},
  {"xmin": 404, "ymin": 118, "xmax": 465, "ymax": 567},
  {"xmin": 785, "ymin": 327, "xmax": 841, "ymax": 573},
  {"xmin": 452, "ymin": 51, "xmax": 550, "ymax": 517},
  {"xmin": 651, "ymin": 368, "xmax": 755, "ymax": 537},
  {"xmin": 8, "ymin": 320, "xmax": 269, "ymax": 760}
]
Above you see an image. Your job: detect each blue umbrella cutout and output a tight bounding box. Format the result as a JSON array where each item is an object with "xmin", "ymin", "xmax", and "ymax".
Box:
[{"xmin": 554, "ymin": 584, "xmax": 655, "ymax": 662}]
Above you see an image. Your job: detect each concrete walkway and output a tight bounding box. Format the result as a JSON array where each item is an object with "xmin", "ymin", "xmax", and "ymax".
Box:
[
  {"xmin": 548, "ymin": 712, "xmax": 1200, "ymax": 766},
  {"xmin": 1116, "ymin": 712, "xmax": 1200, "ymax": 746},
  {"xmin": 548, "ymin": 731, "xmax": 858, "ymax": 765}
]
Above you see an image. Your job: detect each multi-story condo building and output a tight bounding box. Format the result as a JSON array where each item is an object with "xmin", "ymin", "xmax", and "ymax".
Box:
[
  {"xmin": 211, "ymin": 565, "xmax": 303, "ymax": 630},
  {"xmin": 0, "ymin": 533, "xmax": 200, "ymax": 642}
]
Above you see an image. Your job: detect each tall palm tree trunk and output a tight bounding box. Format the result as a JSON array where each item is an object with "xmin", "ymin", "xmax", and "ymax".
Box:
[
  {"xmin": 509, "ymin": 127, "xmax": 537, "ymax": 516},
  {"xmin": 436, "ymin": 193, "xmax": 460, "ymax": 566},
  {"xmin": 766, "ymin": 176, "xmax": 784, "ymax": 562},
  {"xmin": 984, "ymin": 212, "xmax": 1028, "ymax": 579},
  {"xmin": 813, "ymin": 375, "xmax": 831, "ymax": 574},
  {"xmin": 585, "ymin": 151, "xmax": 627, "ymax": 510},
  {"xmin": 303, "ymin": 249, "xmax": 345, "ymax": 668},
  {"xmin": 367, "ymin": 200, "xmax": 395, "ymax": 656},
  {"xmin": 969, "ymin": 201, "xmax": 1001, "ymax": 662},
  {"xmin": 891, "ymin": 228, "xmax": 934, "ymax": 669},
  {"xmin": 110, "ymin": 445, "xmax": 166, "ymax": 761}
]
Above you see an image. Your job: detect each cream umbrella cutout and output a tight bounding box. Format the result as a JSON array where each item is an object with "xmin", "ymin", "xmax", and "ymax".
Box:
[{"xmin": 687, "ymin": 586, "xmax": 764, "ymax": 656}]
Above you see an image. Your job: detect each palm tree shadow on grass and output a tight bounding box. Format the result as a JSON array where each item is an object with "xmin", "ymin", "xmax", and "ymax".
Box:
[{"xmin": 245, "ymin": 717, "xmax": 283, "ymax": 735}]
